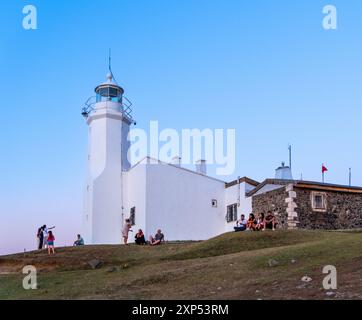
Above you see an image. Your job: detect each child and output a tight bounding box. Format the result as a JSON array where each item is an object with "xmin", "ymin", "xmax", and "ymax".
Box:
[
  {"xmin": 122, "ymin": 219, "xmax": 133, "ymax": 245},
  {"xmin": 47, "ymin": 231, "xmax": 56, "ymax": 255}
]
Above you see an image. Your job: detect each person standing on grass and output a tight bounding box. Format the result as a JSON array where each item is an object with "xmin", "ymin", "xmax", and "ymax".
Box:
[
  {"xmin": 122, "ymin": 219, "xmax": 133, "ymax": 245},
  {"xmin": 37, "ymin": 227, "xmax": 43, "ymax": 250},
  {"xmin": 42, "ymin": 225, "xmax": 55, "ymax": 249},
  {"xmin": 47, "ymin": 231, "xmax": 56, "ymax": 255}
]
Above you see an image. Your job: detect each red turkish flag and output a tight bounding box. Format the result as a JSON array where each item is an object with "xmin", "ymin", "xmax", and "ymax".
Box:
[{"xmin": 322, "ymin": 165, "xmax": 328, "ymax": 173}]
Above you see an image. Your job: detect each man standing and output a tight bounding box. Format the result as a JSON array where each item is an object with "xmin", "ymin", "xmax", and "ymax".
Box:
[{"xmin": 37, "ymin": 227, "xmax": 43, "ymax": 250}]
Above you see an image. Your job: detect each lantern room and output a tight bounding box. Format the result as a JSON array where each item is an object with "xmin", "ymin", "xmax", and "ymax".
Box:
[{"xmin": 94, "ymin": 72, "xmax": 124, "ymax": 103}]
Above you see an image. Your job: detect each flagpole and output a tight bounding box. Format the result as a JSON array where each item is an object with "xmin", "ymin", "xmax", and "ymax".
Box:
[
  {"xmin": 322, "ymin": 164, "xmax": 328, "ymax": 183},
  {"xmin": 322, "ymin": 164, "xmax": 324, "ymax": 183}
]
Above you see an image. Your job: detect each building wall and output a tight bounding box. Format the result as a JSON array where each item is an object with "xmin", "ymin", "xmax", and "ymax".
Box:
[
  {"xmin": 145, "ymin": 161, "xmax": 226, "ymax": 241},
  {"xmin": 251, "ymin": 187, "xmax": 289, "ymax": 229},
  {"xmin": 123, "ymin": 161, "xmax": 147, "ymax": 243},
  {"xmin": 295, "ymin": 188, "xmax": 362, "ymax": 230},
  {"xmin": 224, "ymin": 183, "xmax": 253, "ymax": 232},
  {"xmin": 224, "ymin": 183, "xmax": 240, "ymax": 232},
  {"xmin": 252, "ymin": 185, "xmax": 362, "ymax": 230}
]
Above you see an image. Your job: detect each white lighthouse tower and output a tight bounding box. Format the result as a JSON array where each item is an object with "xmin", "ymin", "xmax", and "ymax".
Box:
[{"xmin": 82, "ymin": 72, "xmax": 133, "ymax": 244}]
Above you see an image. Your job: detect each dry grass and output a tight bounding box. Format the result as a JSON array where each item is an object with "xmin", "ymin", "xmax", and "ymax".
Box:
[{"xmin": 1, "ymin": 230, "xmax": 361, "ymax": 300}]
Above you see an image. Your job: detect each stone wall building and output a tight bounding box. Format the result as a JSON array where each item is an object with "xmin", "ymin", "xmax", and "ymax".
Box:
[{"xmin": 249, "ymin": 179, "xmax": 362, "ymax": 230}]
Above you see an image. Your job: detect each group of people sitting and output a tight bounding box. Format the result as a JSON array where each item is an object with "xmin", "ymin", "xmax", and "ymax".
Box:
[
  {"xmin": 122, "ymin": 218, "xmax": 165, "ymax": 246},
  {"xmin": 134, "ymin": 229, "xmax": 165, "ymax": 246},
  {"xmin": 234, "ymin": 211, "xmax": 277, "ymax": 232}
]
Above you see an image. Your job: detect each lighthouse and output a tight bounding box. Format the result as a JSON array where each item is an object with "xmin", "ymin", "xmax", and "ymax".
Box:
[{"xmin": 82, "ymin": 72, "xmax": 133, "ymax": 244}]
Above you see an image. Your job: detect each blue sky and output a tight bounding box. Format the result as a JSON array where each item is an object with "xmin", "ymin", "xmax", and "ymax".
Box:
[{"xmin": 0, "ymin": 0, "xmax": 361, "ymax": 254}]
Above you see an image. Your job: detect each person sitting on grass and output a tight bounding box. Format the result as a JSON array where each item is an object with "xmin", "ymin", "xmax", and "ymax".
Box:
[
  {"xmin": 74, "ymin": 234, "xmax": 85, "ymax": 246},
  {"xmin": 149, "ymin": 229, "xmax": 165, "ymax": 246},
  {"xmin": 47, "ymin": 231, "xmax": 56, "ymax": 255},
  {"xmin": 135, "ymin": 229, "xmax": 146, "ymax": 245},
  {"xmin": 265, "ymin": 211, "xmax": 277, "ymax": 231},
  {"xmin": 234, "ymin": 214, "xmax": 247, "ymax": 232},
  {"xmin": 246, "ymin": 213, "xmax": 257, "ymax": 231},
  {"xmin": 256, "ymin": 213, "xmax": 266, "ymax": 231}
]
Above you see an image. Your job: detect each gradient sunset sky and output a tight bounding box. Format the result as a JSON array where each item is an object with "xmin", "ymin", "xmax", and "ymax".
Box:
[{"xmin": 0, "ymin": 0, "xmax": 361, "ymax": 254}]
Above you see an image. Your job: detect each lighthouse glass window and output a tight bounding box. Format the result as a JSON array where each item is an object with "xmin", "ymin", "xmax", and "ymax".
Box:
[{"xmin": 96, "ymin": 87, "xmax": 122, "ymax": 103}]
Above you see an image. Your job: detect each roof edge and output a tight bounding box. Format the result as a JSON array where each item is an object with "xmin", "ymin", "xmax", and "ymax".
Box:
[
  {"xmin": 246, "ymin": 178, "xmax": 362, "ymax": 197},
  {"xmin": 225, "ymin": 176, "xmax": 260, "ymax": 188}
]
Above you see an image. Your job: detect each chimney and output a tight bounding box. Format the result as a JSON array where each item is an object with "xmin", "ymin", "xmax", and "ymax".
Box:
[
  {"xmin": 196, "ymin": 160, "xmax": 207, "ymax": 175},
  {"xmin": 171, "ymin": 156, "xmax": 181, "ymax": 167},
  {"xmin": 275, "ymin": 162, "xmax": 293, "ymax": 180}
]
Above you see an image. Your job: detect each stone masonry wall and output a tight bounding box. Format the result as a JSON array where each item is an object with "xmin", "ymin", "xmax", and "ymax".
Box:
[
  {"xmin": 251, "ymin": 187, "xmax": 289, "ymax": 229},
  {"xmin": 252, "ymin": 185, "xmax": 362, "ymax": 230},
  {"xmin": 295, "ymin": 188, "xmax": 362, "ymax": 230}
]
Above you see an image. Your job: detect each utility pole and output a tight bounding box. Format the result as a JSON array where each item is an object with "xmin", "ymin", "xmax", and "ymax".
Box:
[{"xmin": 288, "ymin": 144, "xmax": 292, "ymax": 169}]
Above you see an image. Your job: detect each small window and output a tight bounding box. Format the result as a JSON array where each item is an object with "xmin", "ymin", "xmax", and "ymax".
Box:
[
  {"xmin": 314, "ymin": 195, "xmax": 323, "ymax": 208},
  {"xmin": 212, "ymin": 199, "xmax": 218, "ymax": 207},
  {"xmin": 130, "ymin": 207, "xmax": 136, "ymax": 226},
  {"xmin": 226, "ymin": 204, "xmax": 238, "ymax": 222},
  {"xmin": 311, "ymin": 192, "xmax": 327, "ymax": 212}
]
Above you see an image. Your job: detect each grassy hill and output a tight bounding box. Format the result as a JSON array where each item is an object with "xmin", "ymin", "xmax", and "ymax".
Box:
[{"xmin": 1, "ymin": 230, "xmax": 362, "ymax": 300}]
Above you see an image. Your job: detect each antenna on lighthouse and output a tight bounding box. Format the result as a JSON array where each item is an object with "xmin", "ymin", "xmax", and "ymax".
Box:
[
  {"xmin": 108, "ymin": 48, "xmax": 119, "ymax": 85},
  {"xmin": 108, "ymin": 48, "xmax": 112, "ymax": 74}
]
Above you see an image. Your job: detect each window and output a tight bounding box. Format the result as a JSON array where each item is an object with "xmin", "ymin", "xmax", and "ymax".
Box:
[
  {"xmin": 314, "ymin": 195, "xmax": 323, "ymax": 208},
  {"xmin": 226, "ymin": 204, "xmax": 238, "ymax": 222},
  {"xmin": 212, "ymin": 199, "xmax": 218, "ymax": 208},
  {"xmin": 130, "ymin": 207, "xmax": 136, "ymax": 226},
  {"xmin": 311, "ymin": 192, "xmax": 327, "ymax": 212}
]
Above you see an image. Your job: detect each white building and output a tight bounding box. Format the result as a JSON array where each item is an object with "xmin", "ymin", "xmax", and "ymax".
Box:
[{"xmin": 82, "ymin": 72, "xmax": 261, "ymax": 244}]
